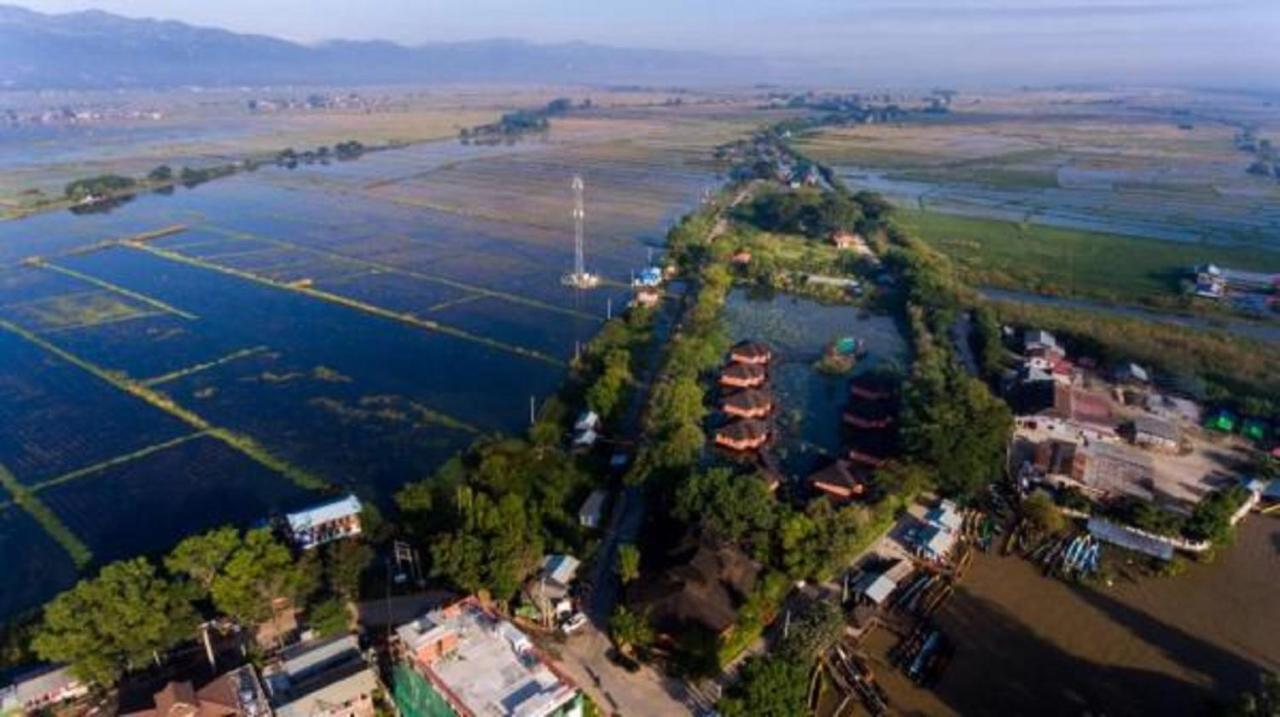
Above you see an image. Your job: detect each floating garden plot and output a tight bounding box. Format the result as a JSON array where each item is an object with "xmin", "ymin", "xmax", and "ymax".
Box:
[
  {"xmin": 0, "ymin": 330, "xmax": 192, "ymax": 485},
  {"xmin": 0, "ymin": 503, "xmax": 79, "ymax": 617},
  {"xmin": 51, "ymin": 313, "xmax": 251, "ymax": 382},
  {"xmin": 39, "ymin": 435, "xmax": 317, "ymax": 564},
  {"xmin": 0, "ymin": 289, "xmax": 153, "ymax": 334},
  {"xmin": 161, "ymin": 346, "xmax": 519, "ymax": 497}
]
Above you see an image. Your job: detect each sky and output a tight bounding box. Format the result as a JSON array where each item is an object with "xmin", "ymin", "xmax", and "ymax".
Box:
[{"xmin": 14, "ymin": 0, "xmax": 1280, "ymax": 88}]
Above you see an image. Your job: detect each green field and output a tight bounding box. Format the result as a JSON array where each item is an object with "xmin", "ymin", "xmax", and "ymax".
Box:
[{"xmin": 896, "ymin": 209, "xmax": 1280, "ymax": 308}]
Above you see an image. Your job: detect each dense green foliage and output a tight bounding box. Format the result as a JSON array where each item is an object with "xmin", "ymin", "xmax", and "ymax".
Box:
[
  {"xmin": 719, "ymin": 656, "xmax": 810, "ymax": 717},
  {"xmin": 718, "ymin": 603, "xmax": 844, "ymax": 717},
  {"xmin": 396, "ymin": 437, "xmax": 591, "ymax": 601},
  {"xmin": 1183, "ymin": 486, "xmax": 1250, "ymax": 543},
  {"xmin": 64, "ymin": 174, "xmax": 135, "ymax": 201},
  {"xmin": 674, "ymin": 468, "xmax": 777, "ymax": 549},
  {"xmin": 737, "ymin": 187, "xmax": 863, "ymax": 238},
  {"xmin": 886, "ymin": 229, "xmax": 1012, "ymax": 502},
  {"xmin": 33, "ymin": 559, "xmax": 199, "ymax": 686}
]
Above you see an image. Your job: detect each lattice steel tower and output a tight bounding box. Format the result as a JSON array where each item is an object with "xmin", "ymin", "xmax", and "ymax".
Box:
[
  {"xmin": 572, "ymin": 175, "xmax": 585, "ymax": 278},
  {"xmin": 562, "ymin": 174, "xmax": 598, "ymax": 288}
]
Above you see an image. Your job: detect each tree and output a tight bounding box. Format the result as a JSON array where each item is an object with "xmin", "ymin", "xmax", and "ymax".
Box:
[
  {"xmin": 326, "ymin": 540, "xmax": 374, "ymax": 601},
  {"xmin": 651, "ymin": 422, "xmax": 705, "ymax": 469},
  {"xmin": 33, "ymin": 559, "xmax": 198, "ymax": 686},
  {"xmin": 616, "ymin": 544, "xmax": 641, "ymax": 585},
  {"xmin": 1183, "ymin": 486, "xmax": 1249, "ymax": 543},
  {"xmin": 674, "ymin": 468, "xmax": 777, "ymax": 546},
  {"xmin": 1021, "ymin": 492, "xmax": 1065, "ymax": 535},
  {"xmin": 307, "ymin": 598, "xmax": 350, "ymax": 638},
  {"xmin": 718, "ymin": 654, "xmax": 809, "ymax": 717},
  {"xmin": 165, "ymin": 526, "xmax": 240, "ymax": 595},
  {"xmin": 609, "ymin": 606, "xmax": 653, "ymax": 655},
  {"xmin": 430, "ymin": 532, "xmax": 487, "ymax": 594},
  {"xmin": 148, "ymin": 165, "xmax": 173, "ymax": 182},
  {"xmin": 210, "ymin": 529, "xmax": 319, "ymax": 629}
]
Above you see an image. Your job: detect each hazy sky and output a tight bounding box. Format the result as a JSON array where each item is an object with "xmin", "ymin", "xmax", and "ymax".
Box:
[{"xmin": 15, "ymin": 0, "xmax": 1280, "ymax": 88}]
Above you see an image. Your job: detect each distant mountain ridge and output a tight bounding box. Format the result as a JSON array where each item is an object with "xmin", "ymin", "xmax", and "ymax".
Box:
[{"xmin": 0, "ymin": 3, "xmax": 780, "ymax": 89}]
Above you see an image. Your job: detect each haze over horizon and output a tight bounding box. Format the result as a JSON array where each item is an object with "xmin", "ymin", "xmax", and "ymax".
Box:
[{"xmin": 9, "ymin": 0, "xmax": 1280, "ymax": 90}]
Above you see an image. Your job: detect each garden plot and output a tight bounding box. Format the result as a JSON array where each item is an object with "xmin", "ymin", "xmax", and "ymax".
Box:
[
  {"xmin": 57, "ymin": 246, "xmax": 563, "ymax": 487},
  {"xmin": 0, "ymin": 289, "xmax": 156, "ymax": 334},
  {"xmin": 39, "ymin": 435, "xmax": 317, "ymax": 564},
  {"xmin": 50, "ymin": 311, "xmax": 253, "ymax": 382},
  {"xmin": 0, "ymin": 503, "xmax": 80, "ymax": 618},
  {"xmin": 0, "ymin": 330, "xmax": 192, "ymax": 485},
  {"xmin": 161, "ymin": 350, "xmax": 485, "ymax": 498}
]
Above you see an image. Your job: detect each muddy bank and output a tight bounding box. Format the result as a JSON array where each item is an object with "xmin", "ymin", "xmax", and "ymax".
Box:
[{"xmin": 878, "ymin": 516, "xmax": 1280, "ymax": 716}]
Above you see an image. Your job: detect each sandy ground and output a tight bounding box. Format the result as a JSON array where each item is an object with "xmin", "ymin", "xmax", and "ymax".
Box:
[{"xmin": 866, "ymin": 515, "xmax": 1280, "ymax": 716}]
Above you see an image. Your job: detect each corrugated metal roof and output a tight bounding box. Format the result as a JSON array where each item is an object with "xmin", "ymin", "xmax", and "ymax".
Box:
[
  {"xmin": 1087, "ymin": 517, "xmax": 1174, "ymax": 561},
  {"xmin": 286, "ymin": 495, "xmax": 362, "ymax": 533},
  {"xmin": 853, "ymin": 573, "xmax": 897, "ymax": 605}
]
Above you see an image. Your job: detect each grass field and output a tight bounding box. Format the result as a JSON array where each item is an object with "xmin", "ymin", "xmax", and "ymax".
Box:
[{"xmin": 896, "ymin": 209, "xmax": 1280, "ymax": 308}]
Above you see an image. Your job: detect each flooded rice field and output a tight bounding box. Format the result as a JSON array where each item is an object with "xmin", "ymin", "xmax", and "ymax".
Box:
[
  {"xmin": 0, "ymin": 137, "xmax": 714, "ymax": 617},
  {"xmin": 722, "ymin": 289, "xmax": 909, "ymax": 477},
  {"xmin": 871, "ymin": 516, "xmax": 1280, "ymax": 716},
  {"xmin": 837, "ymin": 165, "xmax": 1280, "ymax": 248}
]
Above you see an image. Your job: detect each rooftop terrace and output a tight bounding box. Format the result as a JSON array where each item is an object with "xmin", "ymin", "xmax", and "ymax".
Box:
[{"xmin": 397, "ymin": 601, "xmax": 578, "ymax": 717}]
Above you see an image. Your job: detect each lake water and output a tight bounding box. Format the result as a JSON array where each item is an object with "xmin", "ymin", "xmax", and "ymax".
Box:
[
  {"xmin": 0, "ymin": 138, "xmax": 713, "ymax": 617},
  {"xmin": 721, "ymin": 290, "xmax": 909, "ymax": 478}
]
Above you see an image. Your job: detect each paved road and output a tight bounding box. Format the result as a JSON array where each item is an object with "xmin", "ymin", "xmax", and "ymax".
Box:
[{"xmin": 551, "ymin": 189, "xmax": 762, "ymax": 717}]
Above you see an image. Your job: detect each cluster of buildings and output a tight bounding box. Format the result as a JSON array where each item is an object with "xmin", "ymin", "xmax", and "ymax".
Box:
[
  {"xmin": 5, "ymin": 593, "xmax": 587, "ymax": 717},
  {"xmin": 245, "ymin": 93, "xmax": 396, "ymax": 114},
  {"xmin": 713, "ymin": 341, "xmax": 774, "ymax": 452},
  {"xmin": 1002, "ymin": 328, "xmax": 1264, "ymax": 511},
  {"xmin": 0, "ymin": 106, "xmax": 164, "ymax": 128},
  {"xmin": 806, "ymin": 381, "xmax": 897, "ymax": 503},
  {"xmin": 103, "ymin": 635, "xmax": 376, "ymax": 717}
]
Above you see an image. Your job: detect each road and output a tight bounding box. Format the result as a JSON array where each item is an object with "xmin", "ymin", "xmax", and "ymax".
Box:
[{"xmin": 550, "ymin": 190, "xmax": 756, "ymax": 716}]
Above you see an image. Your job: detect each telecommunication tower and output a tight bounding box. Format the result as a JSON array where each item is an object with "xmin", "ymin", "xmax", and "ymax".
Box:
[{"xmin": 561, "ymin": 174, "xmax": 599, "ymax": 288}]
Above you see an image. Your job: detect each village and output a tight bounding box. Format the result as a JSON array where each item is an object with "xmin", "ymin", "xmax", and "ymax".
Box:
[{"xmin": 3, "ymin": 101, "xmax": 1278, "ymax": 717}]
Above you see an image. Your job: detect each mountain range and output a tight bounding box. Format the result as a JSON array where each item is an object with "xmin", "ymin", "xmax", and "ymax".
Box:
[{"xmin": 0, "ymin": 4, "xmax": 797, "ymax": 89}]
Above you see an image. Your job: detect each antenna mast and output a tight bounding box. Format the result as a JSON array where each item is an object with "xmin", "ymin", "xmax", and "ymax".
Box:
[
  {"xmin": 573, "ymin": 175, "xmax": 585, "ymax": 279},
  {"xmin": 561, "ymin": 174, "xmax": 599, "ymax": 289}
]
